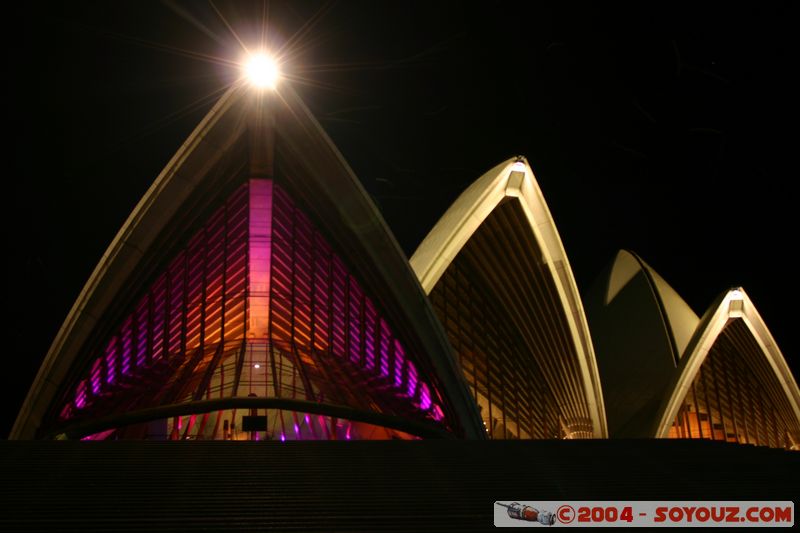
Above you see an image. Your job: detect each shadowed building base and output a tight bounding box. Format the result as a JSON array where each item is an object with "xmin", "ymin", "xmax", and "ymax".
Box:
[{"xmin": 1, "ymin": 439, "xmax": 797, "ymax": 531}]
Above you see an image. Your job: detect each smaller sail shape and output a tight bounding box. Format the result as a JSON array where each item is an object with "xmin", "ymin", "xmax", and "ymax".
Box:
[
  {"xmin": 585, "ymin": 250, "xmax": 700, "ymax": 437},
  {"xmin": 656, "ymin": 288, "xmax": 800, "ymax": 450},
  {"xmin": 411, "ymin": 157, "xmax": 607, "ymax": 439}
]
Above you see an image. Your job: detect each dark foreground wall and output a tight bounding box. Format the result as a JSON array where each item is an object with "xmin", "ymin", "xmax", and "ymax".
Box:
[{"xmin": 1, "ymin": 440, "xmax": 797, "ymax": 531}]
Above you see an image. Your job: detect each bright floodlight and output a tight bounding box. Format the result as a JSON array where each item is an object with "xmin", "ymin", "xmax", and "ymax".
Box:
[{"xmin": 246, "ymin": 54, "xmax": 279, "ymax": 88}]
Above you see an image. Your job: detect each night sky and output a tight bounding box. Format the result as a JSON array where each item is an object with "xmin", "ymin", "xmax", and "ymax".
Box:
[{"xmin": 6, "ymin": 1, "xmax": 798, "ymax": 438}]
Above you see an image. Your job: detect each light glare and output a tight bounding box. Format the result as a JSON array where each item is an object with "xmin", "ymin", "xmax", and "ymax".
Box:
[{"xmin": 246, "ymin": 54, "xmax": 279, "ymax": 88}]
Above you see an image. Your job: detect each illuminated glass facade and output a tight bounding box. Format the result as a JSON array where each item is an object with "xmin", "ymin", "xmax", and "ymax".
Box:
[
  {"xmin": 586, "ymin": 251, "xmax": 800, "ymax": 451},
  {"xmin": 58, "ymin": 179, "xmax": 447, "ymax": 440},
  {"xmin": 667, "ymin": 319, "xmax": 800, "ymax": 450},
  {"xmin": 411, "ymin": 158, "xmax": 606, "ymax": 440},
  {"xmin": 13, "ymin": 86, "xmax": 798, "ymax": 448},
  {"xmin": 429, "ymin": 200, "xmax": 592, "ymax": 439}
]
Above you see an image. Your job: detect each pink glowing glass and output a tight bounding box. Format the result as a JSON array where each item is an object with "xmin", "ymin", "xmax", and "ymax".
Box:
[
  {"xmin": 90, "ymin": 358, "xmax": 103, "ymax": 396},
  {"xmin": 135, "ymin": 299, "xmax": 149, "ymax": 367},
  {"xmin": 120, "ymin": 317, "xmax": 133, "ymax": 376},
  {"xmin": 379, "ymin": 320, "xmax": 391, "ymax": 377},
  {"xmin": 65, "ymin": 178, "xmax": 451, "ymax": 435},
  {"xmin": 394, "ymin": 340, "xmax": 406, "ymax": 388},
  {"xmin": 150, "ymin": 275, "xmax": 167, "ymax": 362},
  {"xmin": 75, "ymin": 380, "xmax": 87, "ymax": 409},
  {"xmin": 364, "ymin": 300, "xmax": 376, "ymax": 370},
  {"xmin": 406, "ymin": 361, "xmax": 418, "ymax": 398},
  {"xmin": 105, "ymin": 338, "xmax": 117, "ymax": 385},
  {"xmin": 248, "ymin": 180, "xmax": 273, "ymax": 339},
  {"xmin": 419, "ymin": 383, "xmax": 432, "ymax": 411}
]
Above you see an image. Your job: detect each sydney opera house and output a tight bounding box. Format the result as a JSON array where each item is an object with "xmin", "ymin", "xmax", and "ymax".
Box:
[{"xmin": 11, "ymin": 74, "xmax": 800, "ymax": 451}]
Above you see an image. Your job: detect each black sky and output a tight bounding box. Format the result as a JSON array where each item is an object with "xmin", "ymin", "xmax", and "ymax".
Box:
[{"xmin": 6, "ymin": 1, "xmax": 798, "ymax": 437}]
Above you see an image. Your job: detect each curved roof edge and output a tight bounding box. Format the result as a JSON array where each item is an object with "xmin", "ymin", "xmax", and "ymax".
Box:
[
  {"xmin": 410, "ymin": 156, "xmax": 608, "ymax": 438},
  {"xmin": 654, "ymin": 287, "xmax": 800, "ymax": 438},
  {"xmin": 11, "ymin": 85, "xmax": 250, "ymax": 440},
  {"xmin": 13, "ymin": 82, "xmax": 486, "ymax": 440},
  {"xmin": 587, "ymin": 250, "xmax": 700, "ymax": 437},
  {"xmin": 275, "ymin": 87, "xmax": 486, "ymax": 439},
  {"xmin": 609, "ymin": 250, "xmax": 700, "ymax": 361}
]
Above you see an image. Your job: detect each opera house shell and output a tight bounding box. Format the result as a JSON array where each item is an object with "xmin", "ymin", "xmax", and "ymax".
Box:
[
  {"xmin": 11, "ymin": 83, "xmax": 484, "ymax": 441},
  {"xmin": 11, "ymin": 81, "xmax": 800, "ymax": 450},
  {"xmin": 586, "ymin": 251, "xmax": 800, "ymax": 449},
  {"xmin": 410, "ymin": 157, "xmax": 606, "ymax": 440}
]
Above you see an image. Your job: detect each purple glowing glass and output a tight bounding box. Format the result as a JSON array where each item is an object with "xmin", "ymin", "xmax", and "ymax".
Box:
[
  {"xmin": 90, "ymin": 358, "xmax": 103, "ymax": 396},
  {"xmin": 120, "ymin": 317, "xmax": 133, "ymax": 376},
  {"xmin": 406, "ymin": 361, "xmax": 418, "ymax": 398},
  {"xmin": 419, "ymin": 383, "xmax": 432, "ymax": 411},
  {"xmin": 394, "ymin": 340, "xmax": 405, "ymax": 388},
  {"xmin": 105, "ymin": 338, "xmax": 117, "ymax": 385},
  {"xmin": 379, "ymin": 320, "xmax": 391, "ymax": 377},
  {"xmin": 65, "ymin": 178, "xmax": 452, "ymax": 435},
  {"xmin": 248, "ymin": 179, "xmax": 273, "ymax": 339},
  {"xmin": 364, "ymin": 300, "xmax": 376, "ymax": 370},
  {"xmin": 75, "ymin": 380, "xmax": 87, "ymax": 409},
  {"xmin": 135, "ymin": 299, "xmax": 149, "ymax": 367}
]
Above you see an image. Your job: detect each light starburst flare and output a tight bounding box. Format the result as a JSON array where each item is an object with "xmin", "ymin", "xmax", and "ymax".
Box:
[{"xmin": 245, "ymin": 53, "xmax": 280, "ymax": 89}]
